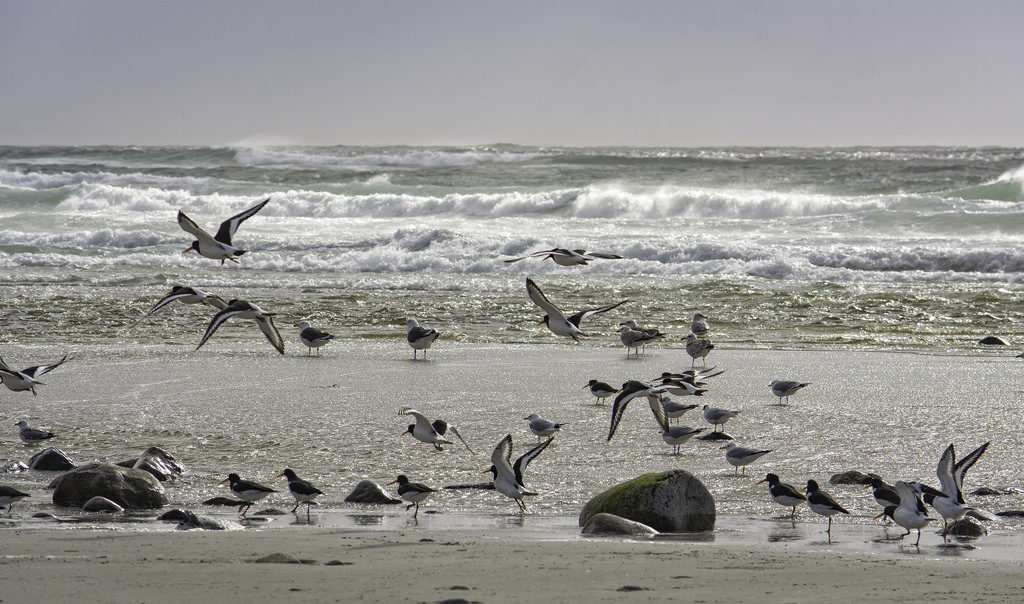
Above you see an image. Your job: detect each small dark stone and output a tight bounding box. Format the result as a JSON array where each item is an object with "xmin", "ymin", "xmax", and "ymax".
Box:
[
  {"xmin": 971, "ymin": 487, "xmax": 1006, "ymax": 496},
  {"xmin": 617, "ymin": 586, "xmax": 648, "ymax": 592},
  {"xmin": 299, "ymin": 559, "xmax": 319, "ymax": 565},
  {"xmin": 947, "ymin": 518, "xmax": 986, "ymax": 537},
  {"xmin": 82, "ymin": 496, "xmax": 124, "ymax": 513},
  {"xmin": 829, "ymin": 470, "xmax": 873, "ymax": 485},
  {"xmin": 254, "ymin": 553, "xmax": 301, "ymax": 564},
  {"xmin": 979, "ymin": 336, "xmax": 1009, "ymax": 346},
  {"xmin": 420, "ymin": 538, "xmax": 435, "ymax": 542},
  {"xmin": 581, "ymin": 512, "xmax": 659, "ymax": 537},
  {"xmin": 157, "ymin": 509, "xmax": 191, "ymax": 522},
  {"xmin": 442, "ymin": 482, "xmax": 496, "ymax": 491},
  {"xmin": 344, "ymin": 480, "xmax": 401, "ymax": 504},
  {"xmin": 175, "ymin": 511, "xmax": 227, "ymax": 531},
  {"xmin": 450, "ymin": 586, "xmax": 471, "ymax": 590},
  {"xmin": 697, "ymin": 431, "xmax": 732, "ymax": 441},
  {"xmin": 204, "ymin": 496, "xmax": 245, "ymax": 506},
  {"xmin": 996, "ymin": 510, "xmax": 1024, "ymax": 518},
  {"xmin": 31, "ymin": 512, "xmax": 55, "ymax": 519},
  {"xmin": 325, "ymin": 560, "xmax": 352, "ymax": 566}
]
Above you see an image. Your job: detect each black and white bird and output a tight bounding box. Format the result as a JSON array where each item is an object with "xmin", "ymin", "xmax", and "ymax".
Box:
[
  {"xmin": 874, "ymin": 480, "xmax": 932, "ymax": 546},
  {"xmin": 606, "ymin": 380, "xmax": 668, "ymax": 441},
  {"xmin": 653, "ymin": 376, "xmax": 707, "ymax": 397},
  {"xmin": 721, "ymin": 442, "xmax": 771, "ymax": 475},
  {"xmin": 683, "ymin": 334, "xmax": 714, "ymax": 367},
  {"xmin": 276, "ymin": 469, "xmax": 324, "ymax": 514},
  {"xmin": 406, "ymin": 318, "xmax": 440, "ymax": 360},
  {"xmin": 691, "ymin": 313, "xmax": 710, "ymax": 337},
  {"xmin": 524, "ymin": 413, "xmax": 562, "ymax": 441},
  {"xmin": 804, "ymin": 479, "xmax": 850, "ymax": 534},
  {"xmin": 582, "ymin": 379, "xmax": 619, "ymax": 405},
  {"xmin": 485, "ymin": 434, "xmax": 554, "ymax": 512},
  {"xmin": 0, "ymin": 485, "xmax": 30, "ymax": 515},
  {"xmin": 757, "ymin": 473, "xmax": 805, "ymax": 518},
  {"xmin": 296, "ymin": 321, "xmax": 334, "ymax": 356},
  {"xmin": 0, "ymin": 354, "xmax": 70, "ymax": 396},
  {"xmin": 16, "ymin": 420, "xmax": 56, "ymax": 444},
  {"xmin": 178, "ymin": 197, "xmax": 270, "ymax": 264},
  {"xmin": 388, "ymin": 474, "xmax": 436, "ymax": 518},
  {"xmin": 219, "ymin": 473, "xmax": 277, "ymax": 516},
  {"xmin": 702, "ymin": 404, "xmax": 740, "ymax": 432},
  {"xmin": 196, "ymin": 299, "xmax": 285, "ymax": 355},
  {"xmin": 864, "ymin": 476, "xmax": 901, "ymax": 509},
  {"xmin": 770, "ymin": 380, "xmax": 809, "ymax": 405},
  {"xmin": 399, "ymin": 407, "xmax": 474, "ymax": 453},
  {"xmin": 135, "ymin": 285, "xmax": 228, "ymax": 324},
  {"xmin": 504, "ymin": 248, "xmax": 622, "ymax": 266},
  {"xmin": 925, "ymin": 441, "xmax": 990, "ymax": 536},
  {"xmin": 526, "ymin": 278, "xmax": 625, "ymax": 342}
]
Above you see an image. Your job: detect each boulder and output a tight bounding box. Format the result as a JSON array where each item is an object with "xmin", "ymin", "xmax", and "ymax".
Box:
[
  {"xmin": 52, "ymin": 462, "xmax": 166, "ymax": 509},
  {"xmin": 0, "ymin": 460, "xmax": 29, "ymax": 473},
  {"xmin": 579, "ymin": 470, "xmax": 715, "ymax": 532},
  {"xmin": 116, "ymin": 447, "xmax": 185, "ymax": 481},
  {"xmin": 82, "ymin": 496, "xmax": 124, "ymax": 513},
  {"xmin": 581, "ymin": 512, "xmax": 659, "ymax": 537},
  {"xmin": 828, "ymin": 470, "xmax": 879, "ymax": 486},
  {"xmin": 947, "ymin": 518, "xmax": 986, "ymax": 537},
  {"xmin": 344, "ymin": 480, "xmax": 401, "ymax": 504},
  {"xmin": 28, "ymin": 448, "xmax": 76, "ymax": 471}
]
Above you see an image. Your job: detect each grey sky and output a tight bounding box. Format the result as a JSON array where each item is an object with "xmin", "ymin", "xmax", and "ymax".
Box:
[{"xmin": 2, "ymin": 1, "xmax": 1022, "ymax": 146}]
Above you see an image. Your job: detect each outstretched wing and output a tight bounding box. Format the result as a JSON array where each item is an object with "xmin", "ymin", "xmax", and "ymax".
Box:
[
  {"xmin": 23, "ymin": 354, "xmax": 71, "ymax": 378},
  {"xmin": 256, "ymin": 314, "xmax": 285, "ymax": 355},
  {"xmin": 513, "ymin": 436, "xmax": 554, "ymax": 486},
  {"xmin": 446, "ymin": 424, "xmax": 475, "ymax": 454},
  {"xmin": 142, "ymin": 290, "xmax": 196, "ymax": 318},
  {"xmin": 566, "ymin": 299, "xmax": 628, "ymax": 328},
  {"xmin": 491, "ymin": 434, "xmax": 514, "ymax": 475},
  {"xmin": 581, "ymin": 251, "xmax": 622, "ymax": 260},
  {"xmin": 177, "ymin": 211, "xmax": 217, "ymax": 246},
  {"xmin": 205, "ymin": 295, "xmax": 230, "ymax": 310},
  {"xmin": 936, "ymin": 444, "xmax": 957, "ymax": 500},
  {"xmin": 526, "ymin": 278, "xmax": 565, "ymax": 320},
  {"xmin": 214, "ymin": 198, "xmax": 270, "ymax": 245},
  {"xmin": 953, "ymin": 441, "xmax": 989, "ymax": 500},
  {"xmin": 608, "ymin": 381, "xmax": 656, "ymax": 441},
  {"xmin": 195, "ymin": 307, "xmax": 245, "ymax": 351},
  {"xmin": 647, "ymin": 394, "xmax": 670, "ymax": 432}
]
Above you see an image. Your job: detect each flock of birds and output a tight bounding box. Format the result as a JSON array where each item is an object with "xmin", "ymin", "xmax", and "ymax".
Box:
[{"xmin": 0, "ymin": 198, "xmax": 1001, "ymax": 547}]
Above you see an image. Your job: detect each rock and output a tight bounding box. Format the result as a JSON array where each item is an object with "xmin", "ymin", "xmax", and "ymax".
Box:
[
  {"xmin": 254, "ymin": 553, "xmax": 301, "ymax": 564},
  {"xmin": 204, "ymin": 496, "xmax": 245, "ymax": 507},
  {"xmin": 254, "ymin": 508, "xmax": 287, "ymax": 516},
  {"xmin": 828, "ymin": 470, "xmax": 878, "ymax": 485},
  {"xmin": 0, "ymin": 460, "xmax": 29, "ymax": 473},
  {"xmin": 996, "ymin": 510, "xmax": 1024, "ymax": 518},
  {"xmin": 325, "ymin": 560, "xmax": 353, "ymax": 566},
  {"xmin": 116, "ymin": 447, "xmax": 185, "ymax": 481},
  {"xmin": 175, "ymin": 511, "xmax": 227, "ymax": 531},
  {"xmin": 947, "ymin": 518, "xmax": 986, "ymax": 537},
  {"xmin": 31, "ymin": 512, "xmax": 55, "ymax": 519},
  {"xmin": 82, "ymin": 496, "xmax": 124, "ymax": 513},
  {"xmin": 581, "ymin": 512, "xmax": 659, "ymax": 537},
  {"xmin": 344, "ymin": 480, "xmax": 401, "ymax": 504},
  {"xmin": 158, "ymin": 509, "xmax": 191, "ymax": 522},
  {"xmin": 617, "ymin": 586, "xmax": 649, "ymax": 592},
  {"xmin": 28, "ymin": 448, "xmax": 76, "ymax": 471},
  {"xmin": 966, "ymin": 508, "xmax": 996, "ymax": 522},
  {"xmin": 697, "ymin": 432, "xmax": 732, "ymax": 441},
  {"xmin": 52, "ymin": 462, "xmax": 166, "ymax": 509},
  {"xmin": 979, "ymin": 336, "xmax": 1009, "ymax": 346},
  {"xmin": 579, "ymin": 470, "xmax": 715, "ymax": 532},
  {"xmin": 971, "ymin": 486, "xmax": 1017, "ymax": 496}
]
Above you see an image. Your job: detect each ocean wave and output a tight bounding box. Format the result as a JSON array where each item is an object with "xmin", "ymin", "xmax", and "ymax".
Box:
[
  {"xmin": 0, "ymin": 228, "xmax": 173, "ymax": 249},
  {"xmin": 231, "ymin": 145, "xmax": 537, "ymax": 168},
  {"xmin": 0, "ymin": 168, "xmax": 211, "ymax": 192},
  {"xmin": 808, "ymin": 247, "xmax": 1024, "ymax": 274}
]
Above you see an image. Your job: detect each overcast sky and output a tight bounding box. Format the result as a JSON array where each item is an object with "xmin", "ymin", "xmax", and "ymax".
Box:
[{"xmin": 2, "ymin": 1, "xmax": 1022, "ymax": 147}]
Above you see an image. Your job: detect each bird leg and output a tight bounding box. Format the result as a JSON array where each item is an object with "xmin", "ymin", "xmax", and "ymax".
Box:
[
  {"xmin": 914, "ymin": 529, "xmax": 922, "ymax": 547},
  {"xmin": 413, "ymin": 503, "xmax": 420, "ymax": 518},
  {"xmin": 291, "ymin": 502, "xmax": 300, "ymax": 513},
  {"xmin": 406, "ymin": 503, "xmax": 415, "ymax": 511},
  {"xmin": 434, "ymin": 443, "xmax": 444, "ymax": 451},
  {"xmin": 229, "ymin": 257, "xmax": 240, "ymax": 264},
  {"xmin": 826, "ymin": 517, "xmax": 832, "ymax": 533}
]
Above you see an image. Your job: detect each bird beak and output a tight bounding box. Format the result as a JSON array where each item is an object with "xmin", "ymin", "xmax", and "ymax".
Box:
[
  {"xmin": 480, "ymin": 469, "xmax": 491, "ymax": 475},
  {"xmin": 218, "ymin": 478, "xmax": 229, "ymax": 485},
  {"xmin": 275, "ymin": 472, "xmax": 286, "ymax": 478},
  {"xmin": 181, "ymin": 247, "xmax": 193, "ymax": 254},
  {"xmin": 535, "ymin": 319, "xmax": 545, "ymax": 326},
  {"xmin": 386, "ymin": 479, "xmax": 398, "ymax": 486},
  {"xmin": 756, "ymin": 479, "xmax": 767, "ymax": 485},
  {"xmin": 401, "ymin": 428, "xmax": 411, "ymax": 436},
  {"xmin": 873, "ymin": 512, "xmax": 886, "ymax": 521},
  {"xmin": 580, "ymin": 384, "xmax": 589, "ymax": 389},
  {"xmin": 862, "ymin": 484, "xmax": 873, "ymax": 490}
]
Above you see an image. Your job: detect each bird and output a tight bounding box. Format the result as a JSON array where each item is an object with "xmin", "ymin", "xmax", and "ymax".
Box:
[
  {"xmin": 399, "ymin": 407, "xmax": 474, "ymax": 453},
  {"xmin": 582, "ymin": 379, "xmax": 619, "ymax": 405},
  {"xmin": 702, "ymin": 404, "xmax": 740, "ymax": 432},
  {"xmin": 296, "ymin": 320, "xmax": 334, "ymax": 356},
  {"xmin": 757, "ymin": 473, "xmax": 805, "ymax": 518},
  {"xmin": 0, "ymin": 354, "xmax": 70, "ymax": 396},
  {"xmin": 526, "ymin": 278, "xmax": 625, "ymax": 342},
  {"xmin": 654, "ymin": 376, "xmax": 707, "ymax": 397},
  {"xmin": 721, "ymin": 442, "xmax": 771, "ymax": 475},
  {"xmin": 606, "ymin": 380, "xmax": 668, "ymax": 441},
  {"xmin": 178, "ymin": 197, "xmax": 270, "ymax": 264},
  {"xmin": 618, "ymin": 319, "xmax": 666, "ymax": 354},
  {"xmin": 388, "ymin": 474, "xmax": 436, "ymax": 518},
  {"xmin": 925, "ymin": 441, "xmax": 990, "ymax": 536},
  {"xmin": 276, "ymin": 469, "xmax": 324, "ymax": 515},
  {"xmin": 485, "ymin": 434, "xmax": 554, "ymax": 512},
  {"xmin": 16, "ymin": 420, "xmax": 56, "ymax": 444},
  {"xmin": 804, "ymin": 479, "xmax": 850, "ymax": 534},
  {"xmin": 617, "ymin": 325, "xmax": 663, "ymax": 358},
  {"xmin": 524, "ymin": 413, "xmax": 562, "ymax": 441},
  {"xmin": 406, "ymin": 318, "xmax": 440, "ymax": 360},
  {"xmin": 0, "ymin": 485, "xmax": 30, "ymax": 515},
  {"xmin": 770, "ymin": 380, "xmax": 809, "ymax": 405},
  {"xmin": 196, "ymin": 299, "xmax": 285, "ymax": 355},
  {"xmin": 661, "ymin": 425, "xmax": 703, "ymax": 454},
  {"xmin": 133, "ymin": 285, "xmax": 228, "ymax": 324},
  {"xmin": 219, "ymin": 473, "xmax": 277, "ymax": 516},
  {"xmin": 660, "ymin": 396, "xmax": 699, "ymax": 423},
  {"xmin": 874, "ymin": 480, "xmax": 932, "ymax": 547},
  {"xmin": 683, "ymin": 333, "xmax": 714, "ymax": 367},
  {"xmin": 504, "ymin": 248, "xmax": 622, "ymax": 266},
  {"xmin": 864, "ymin": 476, "xmax": 901, "ymax": 509},
  {"xmin": 691, "ymin": 313, "xmax": 710, "ymax": 337}
]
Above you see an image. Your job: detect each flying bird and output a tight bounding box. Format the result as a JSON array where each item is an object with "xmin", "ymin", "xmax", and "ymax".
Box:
[
  {"xmin": 607, "ymin": 380, "xmax": 669, "ymax": 441},
  {"xmin": 526, "ymin": 278, "xmax": 625, "ymax": 342},
  {"xmin": 178, "ymin": 197, "xmax": 270, "ymax": 264},
  {"xmin": 505, "ymin": 248, "xmax": 622, "ymax": 266},
  {"xmin": 926, "ymin": 441, "xmax": 990, "ymax": 536},
  {"xmin": 134, "ymin": 285, "xmax": 228, "ymax": 324},
  {"xmin": 0, "ymin": 355, "xmax": 71, "ymax": 396},
  {"xmin": 485, "ymin": 434, "xmax": 554, "ymax": 512},
  {"xmin": 195, "ymin": 299, "xmax": 285, "ymax": 355},
  {"xmin": 399, "ymin": 407, "xmax": 474, "ymax": 453}
]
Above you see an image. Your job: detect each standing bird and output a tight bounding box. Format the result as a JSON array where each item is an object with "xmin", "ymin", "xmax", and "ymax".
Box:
[
  {"xmin": 722, "ymin": 442, "xmax": 771, "ymax": 476},
  {"xmin": 504, "ymin": 248, "xmax": 622, "ymax": 266},
  {"xmin": 804, "ymin": 479, "xmax": 850, "ymax": 535},
  {"xmin": 702, "ymin": 404, "xmax": 740, "ymax": 432},
  {"xmin": 661, "ymin": 397, "xmax": 699, "ymax": 424},
  {"xmin": 485, "ymin": 434, "xmax": 554, "ymax": 512},
  {"xmin": 875, "ymin": 481, "xmax": 932, "ymax": 547},
  {"xmin": 296, "ymin": 320, "xmax": 334, "ymax": 356},
  {"xmin": 196, "ymin": 299, "xmax": 285, "ymax": 355},
  {"xmin": 388, "ymin": 474, "xmax": 436, "ymax": 518},
  {"xmin": 219, "ymin": 473, "xmax": 277, "ymax": 516},
  {"xmin": 0, "ymin": 485, "xmax": 30, "ymax": 515},
  {"xmin": 524, "ymin": 413, "xmax": 562, "ymax": 441},
  {"xmin": 134, "ymin": 285, "xmax": 228, "ymax": 324},
  {"xmin": 925, "ymin": 442, "xmax": 990, "ymax": 536},
  {"xmin": 661, "ymin": 425, "xmax": 703, "ymax": 454},
  {"xmin": 864, "ymin": 477, "xmax": 901, "ymax": 510},
  {"xmin": 399, "ymin": 407, "xmax": 474, "ymax": 453},
  {"xmin": 0, "ymin": 354, "xmax": 71, "ymax": 396},
  {"xmin": 406, "ymin": 318, "xmax": 440, "ymax": 360},
  {"xmin": 582, "ymin": 379, "xmax": 619, "ymax": 405},
  {"xmin": 683, "ymin": 333, "xmax": 714, "ymax": 367},
  {"xmin": 606, "ymin": 380, "xmax": 669, "ymax": 441},
  {"xmin": 770, "ymin": 380, "xmax": 809, "ymax": 405},
  {"xmin": 617, "ymin": 325, "xmax": 663, "ymax": 358},
  {"xmin": 16, "ymin": 420, "xmax": 56, "ymax": 444},
  {"xmin": 276, "ymin": 469, "xmax": 324, "ymax": 515},
  {"xmin": 618, "ymin": 319, "xmax": 666, "ymax": 354},
  {"xmin": 526, "ymin": 278, "xmax": 625, "ymax": 342},
  {"xmin": 691, "ymin": 313, "xmax": 710, "ymax": 337},
  {"xmin": 177, "ymin": 197, "xmax": 270, "ymax": 264},
  {"xmin": 757, "ymin": 473, "xmax": 805, "ymax": 518}
]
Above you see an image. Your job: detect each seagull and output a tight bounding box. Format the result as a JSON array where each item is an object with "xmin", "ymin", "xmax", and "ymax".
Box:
[
  {"xmin": 399, "ymin": 407, "xmax": 474, "ymax": 453},
  {"xmin": 702, "ymin": 404, "xmax": 740, "ymax": 432},
  {"xmin": 134, "ymin": 285, "xmax": 229, "ymax": 324},
  {"xmin": 296, "ymin": 321, "xmax": 334, "ymax": 356},
  {"xmin": 770, "ymin": 380, "xmax": 809, "ymax": 405},
  {"xmin": 618, "ymin": 326, "xmax": 662, "ymax": 358},
  {"xmin": 721, "ymin": 442, "xmax": 771, "ymax": 476},
  {"xmin": 276, "ymin": 469, "xmax": 324, "ymax": 514},
  {"xmin": 388, "ymin": 474, "xmax": 436, "ymax": 518},
  {"xmin": 485, "ymin": 434, "xmax": 554, "ymax": 512},
  {"xmin": 864, "ymin": 477, "xmax": 901, "ymax": 509},
  {"xmin": 0, "ymin": 486, "xmax": 30, "ymax": 515},
  {"xmin": 526, "ymin": 278, "xmax": 625, "ymax": 342},
  {"xmin": 618, "ymin": 319, "xmax": 666, "ymax": 354},
  {"xmin": 582, "ymin": 379, "xmax": 619, "ymax": 405},
  {"xmin": 16, "ymin": 420, "xmax": 56, "ymax": 444},
  {"xmin": 875, "ymin": 481, "xmax": 932, "ymax": 546},
  {"xmin": 504, "ymin": 248, "xmax": 622, "ymax": 266},
  {"xmin": 219, "ymin": 473, "xmax": 277, "ymax": 516},
  {"xmin": 691, "ymin": 313, "xmax": 710, "ymax": 337},
  {"xmin": 757, "ymin": 473, "xmax": 805, "ymax": 518},
  {"xmin": 926, "ymin": 442, "xmax": 990, "ymax": 536},
  {"xmin": 607, "ymin": 380, "xmax": 668, "ymax": 441},
  {"xmin": 524, "ymin": 413, "xmax": 562, "ymax": 441},
  {"xmin": 683, "ymin": 334, "xmax": 714, "ymax": 367},
  {"xmin": 0, "ymin": 354, "xmax": 70, "ymax": 396},
  {"xmin": 804, "ymin": 479, "xmax": 850, "ymax": 535},
  {"xmin": 661, "ymin": 425, "xmax": 703, "ymax": 454},
  {"xmin": 406, "ymin": 318, "xmax": 440, "ymax": 360},
  {"xmin": 178, "ymin": 197, "xmax": 270, "ymax": 264},
  {"xmin": 196, "ymin": 299, "xmax": 285, "ymax": 355},
  {"xmin": 660, "ymin": 396, "xmax": 699, "ymax": 424},
  {"xmin": 654, "ymin": 376, "xmax": 707, "ymax": 397}
]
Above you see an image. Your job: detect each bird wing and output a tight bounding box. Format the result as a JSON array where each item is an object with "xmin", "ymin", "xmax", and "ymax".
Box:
[
  {"xmin": 491, "ymin": 434, "xmax": 514, "ymax": 477},
  {"xmin": 565, "ymin": 299, "xmax": 628, "ymax": 328},
  {"xmin": 195, "ymin": 307, "xmax": 246, "ymax": 351},
  {"xmin": 936, "ymin": 444, "xmax": 958, "ymax": 499},
  {"xmin": 952, "ymin": 441, "xmax": 989, "ymax": 500},
  {"xmin": 22, "ymin": 426, "xmax": 55, "ymax": 439},
  {"xmin": 504, "ymin": 248, "xmax": 562, "ymax": 263},
  {"xmin": 176, "ymin": 211, "xmax": 218, "ymax": 246},
  {"xmin": 0, "ymin": 356, "xmax": 11, "ymax": 373},
  {"xmin": 581, "ymin": 251, "xmax": 622, "ymax": 260},
  {"xmin": 142, "ymin": 290, "xmax": 197, "ymax": 318},
  {"xmin": 607, "ymin": 381, "xmax": 653, "ymax": 441},
  {"xmin": 525, "ymin": 278, "xmax": 567, "ymax": 322},
  {"xmin": 301, "ymin": 326, "xmax": 333, "ymax": 341},
  {"xmin": 513, "ymin": 436, "xmax": 554, "ymax": 486},
  {"xmin": 23, "ymin": 354, "xmax": 70, "ymax": 378},
  {"xmin": 401, "ymin": 409, "xmax": 436, "ymax": 435},
  {"xmin": 445, "ymin": 424, "xmax": 475, "ymax": 454},
  {"xmin": 256, "ymin": 314, "xmax": 285, "ymax": 355},
  {"xmin": 214, "ymin": 197, "xmax": 270, "ymax": 245},
  {"xmin": 647, "ymin": 394, "xmax": 670, "ymax": 432},
  {"xmin": 205, "ymin": 295, "xmax": 230, "ymax": 310},
  {"xmin": 407, "ymin": 326, "xmax": 437, "ymax": 342}
]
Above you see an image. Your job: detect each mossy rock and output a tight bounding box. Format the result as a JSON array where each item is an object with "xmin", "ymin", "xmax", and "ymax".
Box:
[{"xmin": 579, "ymin": 470, "xmax": 715, "ymax": 532}]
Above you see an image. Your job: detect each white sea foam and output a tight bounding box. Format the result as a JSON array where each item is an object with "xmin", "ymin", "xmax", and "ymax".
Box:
[
  {"xmin": 0, "ymin": 168, "xmax": 210, "ymax": 191},
  {"xmin": 231, "ymin": 145, "xmax": 537, "ymax": 168},
  {"xmin": 0, "ymin": 228, "xmax": 173, "ymax": 249}
]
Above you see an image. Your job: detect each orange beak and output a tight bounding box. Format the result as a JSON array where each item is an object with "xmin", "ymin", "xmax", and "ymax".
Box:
[
  {"xmin": 182, "ymin": 247, "xmax": 194, "ymax": 254},
  {"xmin": 218, "ymin": 478, "xmax": 229, "ymax": 485},
  {"xmin": 386, "ymin": 479, "xmax": 398, "ymax": 486},
  {"xmin": 873, "ymin": 512, "xmax": 886, "ymax": 521},
  {"xmin": 275, "ymin": 472, "xmax": 286, "ymax": 478},
  {"xmin": 756, "ymin": 479, "xmax": 767, "ymax": 485},
  {"xmin": 580, "ymin": 384, "xmax": 589, "ymax": 389},
  {"xmin": 401, "ymin": 428, "xmax": 411, "ymax": 436}
]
